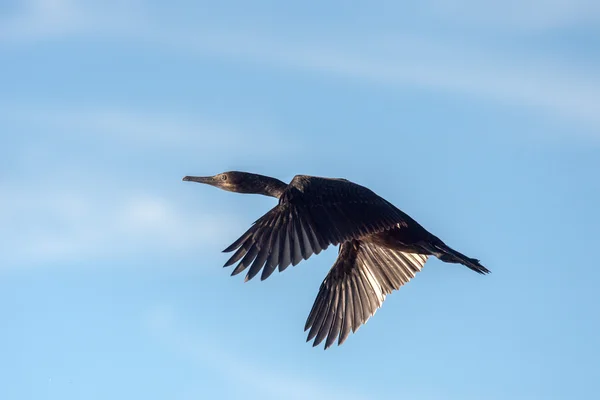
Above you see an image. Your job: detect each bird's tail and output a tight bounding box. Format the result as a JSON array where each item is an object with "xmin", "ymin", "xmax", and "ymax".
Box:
[{"xmin": 428, "ymin": 241, "xmax": 490, "ymax": 274}]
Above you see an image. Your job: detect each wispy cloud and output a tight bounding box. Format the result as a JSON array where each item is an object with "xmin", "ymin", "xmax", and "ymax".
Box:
[
  {"xmin": 424, "ymin": 0, "xmax": 600, "ymax": 32},
  {"xmin": 3, "ymin": 1, "xmax": 600, "ymax": 129},
  {"xmin": 1, "ymin": 103, "xmax": 294, "ymax": 269},
  {"xmin": 144, "ymin": 305, "xmax": 369, "ymax": 400},
  {"xmin": 1, "ymin": 105, "xmax": 291, "ymax": 155},
  {"xmin": 0, "ymin": 0, "xmax": 86, "ymax": 42},
  {"xmin": 173, "ymin": 32, "xmax": 600, "ymax": 127},
  {"xmin": 0, "ymin": 0, "xmax": 138, "ymax": 42},
  {"xmin": 0, "ymin": 184, "xmax": 240, "ymax": 268}
]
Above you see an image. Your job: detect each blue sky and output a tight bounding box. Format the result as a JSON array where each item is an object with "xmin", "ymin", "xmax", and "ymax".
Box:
[{"xmin": 2, "ymin": 1, "xmax": 600, "ymax": 399}]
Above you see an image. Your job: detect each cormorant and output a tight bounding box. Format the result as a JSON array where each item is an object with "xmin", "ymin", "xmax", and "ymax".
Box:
[{"xmin": 183, "ymin": 171, "xmax": 489, "ymax": 349}]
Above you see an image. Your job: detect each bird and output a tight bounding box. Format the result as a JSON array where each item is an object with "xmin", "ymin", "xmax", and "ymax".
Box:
[{"xmin": 183, "ymin": 171, "xmax": 489, "ymax": 349}]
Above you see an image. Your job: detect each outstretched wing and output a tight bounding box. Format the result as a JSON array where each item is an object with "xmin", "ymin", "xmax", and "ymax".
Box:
[
  {"xmin": 305, "ymin": 240, "xmax": 428, "ymax": 349},
  {"xmin": 222, "ymin": 175, "xmax": 417, "ymax": 281}
]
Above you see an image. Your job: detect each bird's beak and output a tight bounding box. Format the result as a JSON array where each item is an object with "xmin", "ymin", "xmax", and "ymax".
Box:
[{"xmin": 182, "ymin": 175, "xmax": 216, "ymax": 185}]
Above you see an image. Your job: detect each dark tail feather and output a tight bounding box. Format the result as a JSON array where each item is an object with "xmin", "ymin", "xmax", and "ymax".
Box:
[{"xmin": 432, "ymin": 243, "xmax": 490, "ymax": 274}]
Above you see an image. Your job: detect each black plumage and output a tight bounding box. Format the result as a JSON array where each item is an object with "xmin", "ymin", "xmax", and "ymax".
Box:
[{"xmin": 183, "ymin": 171, "xmax": 490, "ymax": 349}]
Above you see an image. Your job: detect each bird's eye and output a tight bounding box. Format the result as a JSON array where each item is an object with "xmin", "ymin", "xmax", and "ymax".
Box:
[{"xmin": 221, "ymin": 175, "xmax": 228, "ymax": 181}]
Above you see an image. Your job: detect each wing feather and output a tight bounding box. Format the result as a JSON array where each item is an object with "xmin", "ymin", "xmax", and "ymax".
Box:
[
  {"xmin": 305, "ymin": 240, "xmax": 428, "ymax": 349},
  {"xmin": 222, "ymin": 176, "xmax": 417, "ymax": 281}
]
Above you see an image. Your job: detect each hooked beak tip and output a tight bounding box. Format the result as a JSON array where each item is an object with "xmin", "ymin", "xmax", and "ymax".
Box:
[{"xmin": 182, "ymin": 175, "xmax": 214, "ymax": 185}]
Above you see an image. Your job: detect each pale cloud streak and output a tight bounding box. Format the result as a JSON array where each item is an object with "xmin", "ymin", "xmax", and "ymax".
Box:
[
  {"xmin": 0, "ymin": 183, "xmax": 240, "ymax": 268},
  {"xmin": 424, "ymin": 0, "xmax": 600, "ymax": 32},
  {"xmin": 3, "ymin": 1, "xmax": 600, "ymax": 129},
  {"xmin": 0, "ymin": 0, "xmax": 139, "ymax": 42},
  {"xmin": 1, "ymin": 105, "xmax": 290, "ymax": 155},
  {"xmin": 1, "ymin": 104, "xmax": 292, "ymax": 269},
  {"xmin": 178, "ymin": 32, "xmax": 600, "ymax": 127}
]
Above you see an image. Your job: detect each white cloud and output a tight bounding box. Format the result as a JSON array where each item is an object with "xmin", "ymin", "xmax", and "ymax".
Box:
[
  {"xmin": 1, "ymin": 105, "xmax": 291, "ymax": 155},
  {"xmin": 144, "ymin": 305, "xmax": 369, "ymax": 400},
  {"xmin": 0, "ymin": 0, "xmax": 140, "ymax": 42},
  {"xmin": 7, "ymin": 0, "xmax": 600, "ymax": 40},
  {"xmin": 182, "ymin": 32, "xmax": 600, "ymax": 127},
  {"xmin": 424, "ymin": 0, "xmax": 600, "ymax": 32},
  {"xmin": 2, "ymin": 1, "xmax": 600, "ymax": 130},
  {"xmin": 0, "ymin": 184, "xmax": 240, "ymax": 268},
  {"xmin": 0, "ymin": 102, "xmax": 297, "ymax": 269},
  {"xmin": 0, "ymin": 0, "xmax": 84, "ymax": 42},
  {"xmin": 0, "ymin": 100, "xmax": 307, "ymax": 270}
]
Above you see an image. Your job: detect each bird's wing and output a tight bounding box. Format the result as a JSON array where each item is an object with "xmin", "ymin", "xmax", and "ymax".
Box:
[
  {"xmin": 222, "ymin": 175, "xmax": 415, "ymax": 281},
  {"xmin": 305, "ymin": 240, "xmax": 428, "ymax": 349}
]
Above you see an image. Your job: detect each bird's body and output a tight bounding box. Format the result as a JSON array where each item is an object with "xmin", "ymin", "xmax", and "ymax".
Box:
[{"xmin": 183, "ymin": 171, "xmax": 489, "ymax": 349}]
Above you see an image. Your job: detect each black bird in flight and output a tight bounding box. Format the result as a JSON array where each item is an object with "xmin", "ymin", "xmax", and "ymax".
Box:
[{"xmin": 183, "ymin": 171, "xmax": 489, "ymax": 349}]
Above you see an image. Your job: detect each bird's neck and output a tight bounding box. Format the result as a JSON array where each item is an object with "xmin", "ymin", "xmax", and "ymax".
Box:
[{"xmin": 257, "ymin": 176, "xmax": 287, "ymax": 198}]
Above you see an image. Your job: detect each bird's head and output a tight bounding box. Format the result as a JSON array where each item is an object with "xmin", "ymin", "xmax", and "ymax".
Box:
[{"xmin": 183, "ymin": 171, "xmax": 274, "ymax": 195}]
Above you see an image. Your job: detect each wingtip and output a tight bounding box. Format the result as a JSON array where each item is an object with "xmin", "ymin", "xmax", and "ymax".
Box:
[{"xmin": 474, "ymin": 261, "xmax": 491, "ymax": 275}]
